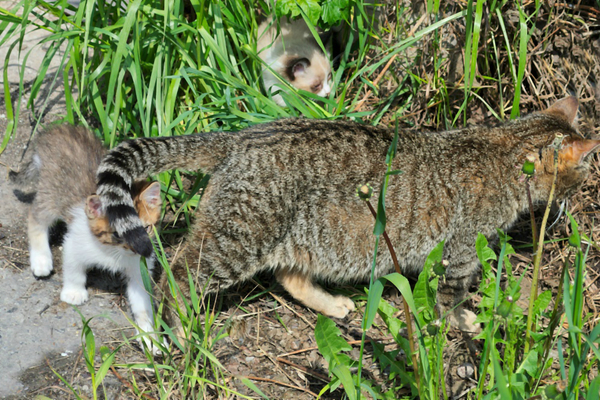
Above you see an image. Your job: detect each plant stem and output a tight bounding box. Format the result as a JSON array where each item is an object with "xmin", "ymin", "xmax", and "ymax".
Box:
[
  {"xmin": 524, "ymin": 137, "xmax": 561, "ymax": 353},
  {"xmin": 365, "ymin": 200, "xmax": 420, "ymax": 389},
  {"xmin": 525, "ymin": 178, "xmax": 539, "ymax": 254}
]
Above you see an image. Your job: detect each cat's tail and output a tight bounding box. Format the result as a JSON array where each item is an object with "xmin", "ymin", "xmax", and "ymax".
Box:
[
  {"xmin": 96, "ymin": 133, "xmax": 230, "ymax": 257},
  {"xmin": 9, "ymin": 152, "xmax": 41, "ymax": 204}
]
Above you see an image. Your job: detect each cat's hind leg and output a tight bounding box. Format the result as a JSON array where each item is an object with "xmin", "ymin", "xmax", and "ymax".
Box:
[
  {"xmin": 276, "ymin": 268, "xmax": 355, "ymax": 319},
  {"xmin": 27, "ymin": 210, "xmax": 53, "ymax": 277}
]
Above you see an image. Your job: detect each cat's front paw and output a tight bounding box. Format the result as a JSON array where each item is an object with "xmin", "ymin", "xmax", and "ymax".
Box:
[
  {"xmin": 60, "ymin": 287, "xmax": 89, "ymax": 305},
  {"xmin": 449, "ymin": 308, "xmax": 481, "ymax": 335},
  {"xmin": 30, "ymin": 251, "xmax": 53, "ymax": 277},
  {"xmin": 323, "ymin": 295, "xmax": 356, "ymax": 319}
]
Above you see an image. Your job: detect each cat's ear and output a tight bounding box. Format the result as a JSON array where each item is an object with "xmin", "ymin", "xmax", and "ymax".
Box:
[
  {"xmin": 140, "ymin": 181, "xmax": 162, "ymax": 208},
  {"xmin": 318, "ymin": 30, "xmax": 333, "ymax": 46},
  {"xmin": 85, "ymin": 195, "xmax": 104, "ymax": 219},
  {"xmin": 543, "ymin": 96, "xmax": 579, "ymax": 126},
  {"xmin": 560, "ymin": 137, "xmax": 600, "ymax": 164},
  {"xmin": 292, "ymin": 58, "xmax": 310, "ymax": 77}
]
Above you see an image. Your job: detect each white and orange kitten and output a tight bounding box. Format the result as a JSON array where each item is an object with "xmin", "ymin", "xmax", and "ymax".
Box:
[{"xmin": 257, "ymin": 17, "xmax": 332, "ymax": 106}]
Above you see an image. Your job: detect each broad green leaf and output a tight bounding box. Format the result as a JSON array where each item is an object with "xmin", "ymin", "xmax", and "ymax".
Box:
[
  {"xmin": 491, "ymin": 340, "xmax": 512, "ymax": 399},
  {"xmin": 532, "ymin": 290, "xmax": 552, "ymax": 315},
  {"xmin": 364, "ymin": 278, "xmax": 384, "ymax": 330},
  {"xmin": 476, "ymin": 233, "xmax": 497, "ymax": 274},
  {"xmin": 586, "ymin": 375, "xmax": 600, "ymax": 400},
  {"xmin": 94, "ymin": 347, "xmax": 116, "ymax": 389},
  {"xmin": 321, "ymin": 0, "xmax": 350, "ymax": 25},
  {"xmin": 423, "ymin": 240, "xmax": 445, "ymax": 271},
  {"xmin": 315, "ymin": 315, "xmax": 353, "ymax": 369},
  {"xmin": 332, "ymin": 364, "xmax": 357, "ymax": 400},
  {"xmin": 516, "ymin": 350, "xmax": 538, "ymax": 376},
  {"xmin": 276, "ymin": 0, "xmax": 321, "ymax": 25},
  {"xmin": 567, "ymin": 211, "xmax": 581, "ymax": 248}
]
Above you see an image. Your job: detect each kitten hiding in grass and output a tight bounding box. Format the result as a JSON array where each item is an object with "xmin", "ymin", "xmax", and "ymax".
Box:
[
  {"xmin": 257, "ymin": 17, "xmax": 332, "ymax": 106},
  {"xmin": 96, "ymin": 97, "xmax": 599, "ymax": 333},
  {"xmin": 10, "ymin": 124, "xmax": 163, "ymax": 351}
]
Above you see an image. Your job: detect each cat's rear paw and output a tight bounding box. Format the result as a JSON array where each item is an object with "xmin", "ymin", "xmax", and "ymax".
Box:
[
  {"xmin": 323, "ymin": 295, "xmax": 356, "ymax": 319},
  {"xmin": 60, "ymin": 287, "xmax": 89, "ymax": 305},
  {"xmin": 449, "ymin": 308, "xmax": 481, "ymax": 335},
  {"xmin": 30, "ymin": 252, "xmax": 53, "ymax": 277}
]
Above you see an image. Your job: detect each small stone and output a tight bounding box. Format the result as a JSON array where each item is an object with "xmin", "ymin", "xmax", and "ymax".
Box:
[{"xmin": 456, "ymin": 363, "xmax": 474, "ymax": 379}]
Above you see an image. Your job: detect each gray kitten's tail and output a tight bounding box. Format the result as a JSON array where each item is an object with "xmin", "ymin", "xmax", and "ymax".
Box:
[
  {"xmin": 96, "ymin": 133, "xmax": 230, "ymax": 257},
  {"xmin": 9, "ymin": 153, "xmax": 40, "ymax": 204}
]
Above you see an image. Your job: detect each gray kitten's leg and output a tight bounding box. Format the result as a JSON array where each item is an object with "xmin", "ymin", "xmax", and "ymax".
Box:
[
  {"xmin": 438, "ymin": 264, "xmax": 480, "ymax": 334},
  {"xmin": 60, "ymin": 232, "xmax": 89, "ymax": 305},
  {"xmin": 27, "ymin": 210, "xmax": 53, "ymax": 277},
  {"xmin": 276, "ymin": 269, "xmax": 355, "ymax": 319}
]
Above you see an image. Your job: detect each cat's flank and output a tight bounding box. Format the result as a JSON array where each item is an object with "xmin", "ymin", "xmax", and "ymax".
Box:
[
  {"xmin": 10, "ymin": 124, "xmax": 163, "ymax": 351},
  {"xmin": 257, "ymin": 17, "xmax": 332, "ymax": 106},
  {"xmin": 96, "ymin": 97, "xmax": 599, "ymax": 332}
]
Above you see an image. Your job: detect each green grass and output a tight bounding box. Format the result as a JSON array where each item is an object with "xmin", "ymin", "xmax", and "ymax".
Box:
[{"xmin": 2, "ymin": 0, "xmax": 599, "ymax": 398}]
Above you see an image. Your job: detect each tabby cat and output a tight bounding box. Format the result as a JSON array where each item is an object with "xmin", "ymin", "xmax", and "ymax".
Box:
[
  {"xmin": 96, "ymin": 97, "xmax": 599, "ymax": 332},
  {"xmin": 10, "ymin": 125, "xmax": 163, "ymax": 351},
  {"xmin": 257, "ymin": 17, "xmax": 332, "ymax": 106}
]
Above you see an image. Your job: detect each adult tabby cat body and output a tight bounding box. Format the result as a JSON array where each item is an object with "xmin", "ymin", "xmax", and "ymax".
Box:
[
  {"xmin": 97, "ymin": 97, "xmax": 599, "ymax": 330},
  {"xmin": 10, "ymin": 125, "xmax": 162, "ymax": 351}
]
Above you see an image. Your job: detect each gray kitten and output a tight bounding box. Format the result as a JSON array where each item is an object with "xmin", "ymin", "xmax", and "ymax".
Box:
[
  {"xmin": 96, "ymin": 97, "xmax": 599, "ymax": 332},
  {"xmin": 10, "ymin": 124, "xmax": 163, "ymax": 352}
]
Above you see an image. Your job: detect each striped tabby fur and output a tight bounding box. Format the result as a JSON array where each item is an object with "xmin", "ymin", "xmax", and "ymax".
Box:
[{"xmin": 96, "ymin": 97, "xmax": 600, "ymax": 332}]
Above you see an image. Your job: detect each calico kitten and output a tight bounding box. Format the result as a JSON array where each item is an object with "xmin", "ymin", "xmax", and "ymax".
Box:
[
  {"xmin": 257, "ymin": 17, "xmax": 332, "ymax": 106},
  {"xmin": 96, "ymin": 97, "xmax": 599, "ymax": 333},
  {"xmin": 10, "ymin": 125, "xmax": 163, "ymax": 351}
]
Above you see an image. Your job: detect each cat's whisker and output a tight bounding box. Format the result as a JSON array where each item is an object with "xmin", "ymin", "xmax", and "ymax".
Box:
[{"xmin": 546, "ymin": 199, "xmax": 567, "ymax": 231}]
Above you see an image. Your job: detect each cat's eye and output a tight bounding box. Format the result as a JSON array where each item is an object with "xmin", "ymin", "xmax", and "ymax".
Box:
[
  {"xmin": 311, "ymin": 83, "xmax": 323, "ymax": 92},
  {"xmin": 327, "ymin": 73, "xmax": 332, "ymax": 82},
  {"xmin": 145, "ymin": 225, "xmax": 154, "ymax": 234}
]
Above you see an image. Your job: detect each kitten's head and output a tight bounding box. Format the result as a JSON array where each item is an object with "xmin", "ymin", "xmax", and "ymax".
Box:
[
  {"xmin": 529, "ymin": 97, "xmax": 600, "ymax": 200},
  {"xmin": 283, "ymin": 51, "xmax": 332, "ymax": 99},
  {"xmin": 86, "ymin": 181, "xmax": 162, "ymax": 249}
]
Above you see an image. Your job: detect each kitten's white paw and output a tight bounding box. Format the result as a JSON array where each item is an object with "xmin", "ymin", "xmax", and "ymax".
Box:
[
  {"xmin": 136, "ymin": 334, "xmax": 167, "ymax": 356},
  {"xmin": 30, "ymin": 252, "xmax": 53, "ymax": 277},
  {"xmin": 60, "ymin": 287, "xmax": 89, "ymax": 305},
  {"xmin": 450, "ymin": 308, "xmax": 481, "ymax": 335},
  {"xmin": 323, "ymin": 295, "xmax": 356, "ymax": 319}
]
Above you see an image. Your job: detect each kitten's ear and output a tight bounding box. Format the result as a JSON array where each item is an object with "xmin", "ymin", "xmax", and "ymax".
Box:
[
  {"xmin": 85, "ymin": 195, "xmax": 104, "ymax": 219},
  {"xmin": 318, "ymin": 30, "xmax": 333, "ymax": 46},
  {"xmin": 140, "ymin": 182, "xmax": 162, "ymax": 208},
  {"xmin": 560, "ymin": 137, "xmax": 600, "ymax": 164},
  {"xmin": 543, "ymin": 96, "xmax": 579, "ymax": 126},
  {"xmin": 292, "ymin": 58, "xmax": 310, "ymax": 77}
]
